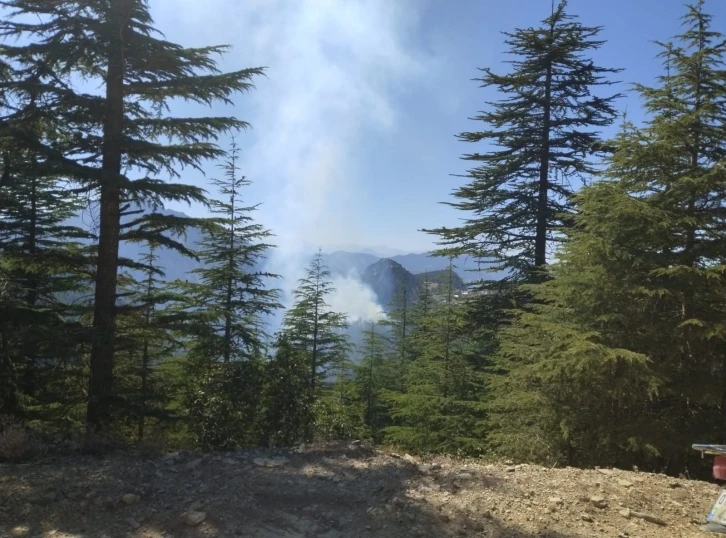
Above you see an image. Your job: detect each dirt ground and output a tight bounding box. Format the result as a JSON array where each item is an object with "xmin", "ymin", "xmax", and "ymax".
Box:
[{"xmin": 0, "ymin": 441, "xmax": 721, "ymax": 538}]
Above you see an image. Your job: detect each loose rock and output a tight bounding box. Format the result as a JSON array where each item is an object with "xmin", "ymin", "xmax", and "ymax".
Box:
[
  {"xmin": 162, "ymin": 451, "xmax": 179, "ymax": 463},
  {"xmin": 181, "ymin": 510, "xmax": 207, "ymax": 526},
  {"xmin": 185, "ymin": 458, "xmax": 203, "ymax": 470},
  {"xmin": 122, "ymin": 493, "xmax": 140, "ymax": 505},
  {"xmin": 630, "ymin": 510, "xmax": 667, "ymax": 526},
  {"xmin": 253, "ymin": 456, "xmax": 290, "ymax": 467},
  {"xmin": 597, "ymin": 468, "xmax": 614, "ymax": 476}
]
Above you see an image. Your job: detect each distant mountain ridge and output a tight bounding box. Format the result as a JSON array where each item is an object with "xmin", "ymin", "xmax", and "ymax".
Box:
[
  {"xmin": 65, "ymin": 208, "xmax": 506, "ymax": 285},
  {"xmin": 320, "ymin": 251, "xmax": 505, "ymax": 283}
]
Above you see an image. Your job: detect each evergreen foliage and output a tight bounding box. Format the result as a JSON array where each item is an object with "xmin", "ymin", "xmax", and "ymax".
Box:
[
  {"xmin": 491, "ymin": 0, "xmax": 726, "ymax": 471},
  {"xmin": 114, "ymin": 243, "xmax": 187, "ymax": 441},
  {"xmin": 0, "ymin": 122, "xmax": 91, "ymax": 427},
  {"xmin": 179, "ymin": 143, "xmax": 279, "ymax": 450},
  {"xmin": 281, "ymin": 252, "xmax": 350, "ymax": 397},
  {"xmin": 280, "ymin": 251, "xmax": 351, "ymax": 440},
  {"xmin": 428, "ymin": 0, "xmax": 621, "ymax": 279},
  {"xmin": 378, "ymin": 286, "xmax": 412, "ymax": 391},
  {"xmin": 385, "ymin": 264, "xmax": 486, "ymax": 455},
  {"xmin": 0, "ymin": 0, "xmax": 264, "ymax": 440},
  {"xmin": 355, "ymin": 321, "xmax": 394, "ymax": 441},
  {"xmin": 187, "ymin": 142, "xmax": 280, "ymax": 368},
  {"xmin": 259, "ymin": 336, "xmax": 313, "ymax": 447}
]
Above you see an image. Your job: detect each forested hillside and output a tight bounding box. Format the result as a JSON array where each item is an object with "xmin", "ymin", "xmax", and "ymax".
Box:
[{"xmin": 2, "ymin": 0, "xmax": 726, "ymax": 483}]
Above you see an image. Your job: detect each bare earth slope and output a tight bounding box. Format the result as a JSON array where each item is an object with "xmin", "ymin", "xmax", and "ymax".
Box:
[{"xmin": 0, "ymin": 441, "xmax": 718, "ymax": 538}]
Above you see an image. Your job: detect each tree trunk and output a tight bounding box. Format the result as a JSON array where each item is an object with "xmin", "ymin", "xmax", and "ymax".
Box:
[
  {"xmin": 23, "ymin": 173, "xmax": 38, "ymax": 397},
  {"xmin": 138, "ymin": 261, "xmax": 154, "ymax": 443},
  {"xmin": 535, "ymin": 32, "xmax": 554, "ymax": 269},
  {"xmin": 311, "ymin": 308, "xmax": 319, "ymax": 394},
  {"xmin": 86, "ymin": 0, "xmax": 128, "ymax": 444},
  {"xmin": 224, "ymin": 277, "xmax": 233, "ymax": 363}
]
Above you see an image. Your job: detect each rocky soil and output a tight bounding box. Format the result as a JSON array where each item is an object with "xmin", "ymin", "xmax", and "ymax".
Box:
[{"xmin": 0, "ymin": 441, "xmax": 720, "ymax": 538}]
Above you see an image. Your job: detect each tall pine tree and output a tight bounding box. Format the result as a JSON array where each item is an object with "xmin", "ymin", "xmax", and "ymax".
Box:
[
  {"xmin": 355, "ymin": 321, "xmax": 393, "ymax": 441},
  {"xmin": 1, "ymin": 0, "xmax": 264, "ymax": 441},
  {"xmin": 428, "ymin": 0, "xmax": 621, "ymax": 279},
  {"xmin": 379, "ymin": 285, "xmax": 412, "ymax": 392},
  {"xmin": 188, "ymin": 141, "xmax": 280, "ymax": 367},
  {"xmin": 182, "ymin": 144, "xmax": 280, "ymax": 449},
  {"xmin": 282, "ymin": 251, "xmax": 349, "ymax": 396},
  {"xmin": 281, "ymin": 251, "xmax": 350, "ymax": 439}
]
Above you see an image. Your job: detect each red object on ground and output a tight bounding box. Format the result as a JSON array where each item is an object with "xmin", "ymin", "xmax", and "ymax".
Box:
[{"xmin": 714, "ymin": 456, "xmax": 726, "ymax": 480}]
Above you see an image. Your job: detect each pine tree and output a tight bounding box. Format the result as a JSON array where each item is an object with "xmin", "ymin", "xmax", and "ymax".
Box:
[
  {"xmin": 113, "ymin": 242, "xmax": 190, "ymax": 441},
  {"xmin": 282, "ymin": 251, "xmax": 350, "ymax": 396},
  {"xmin": 385, "ymin": 264, "xmax": 486, "ymax": 455},
  {"xmin": 0, "ymin": 121, "xmax": 91, "ymax": 422},
  {"xmin": 0, "ymin": 0, "xmax": 264, "ymax": 440},
  {"xmin": 355, "ymin": 321, "xmax": 393, "ymax": 440},
  {"xmin": 491, "ymin": 0, "xmax": 726, "ymax": 470},
  {"xmin": 179, "ymin": 145, "xmax": 280, "ymax": 449},
  {"xmin": 603, "ymin": 0, "xmax": 726, "ymax": 455},
  {"xmin": 259, "ymin": 336, "xmax": 313, "ymax": 447},
  {"xmin": 379, "ymin": 285, "xmax": 412, "ymax": 392},
  {"xmin": 281, "ymin": 251, "xmax": 350, "ymax": 439},
  {"xmin": 428, "ymin": 0, "xmax": 621, "ymax": 279},
  {"xmin": 188, "ymin": 141, "xmax": 280, "ymax": 367}
]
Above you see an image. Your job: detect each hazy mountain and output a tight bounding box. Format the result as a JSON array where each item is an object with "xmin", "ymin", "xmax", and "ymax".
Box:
[
  {"xmin": 414, "ymin": 269, "xmax": 466, "ymax": 291},
  {"xmin": 66, "ymin": 207, "xmax": 506, "ymax": 287},
  {"xmin": 361, "ymin": 258, "xmax": 422, "ymax": 309},
  {"xmin": 315, "ymin": 250, "xmax": 507, "ymax": 283},
  {"xmin": 390, "ymin": 253, "xmax": 507, "ymax": 282}
]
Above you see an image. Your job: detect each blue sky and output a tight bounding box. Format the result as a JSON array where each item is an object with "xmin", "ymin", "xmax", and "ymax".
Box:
[{"xmin": 150, "ymin": 0, "xmax": 726, "ymax": 255}]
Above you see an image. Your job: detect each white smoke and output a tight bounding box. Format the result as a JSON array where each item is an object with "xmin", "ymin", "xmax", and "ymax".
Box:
[
  {"xmin": 153, "ymin": 0, "xmax": 430, "ymax": 324},
  {"xmin": 329, "ymin": 274, "xmax": 387, "ymax": 324}
]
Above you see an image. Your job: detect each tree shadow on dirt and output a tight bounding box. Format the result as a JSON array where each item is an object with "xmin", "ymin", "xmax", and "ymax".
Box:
[{"xmin": 1, "ymin": 443, "xmax": 598, "ymax": 538}]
